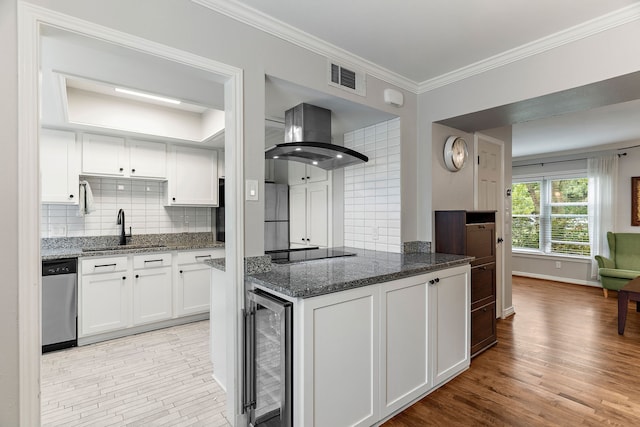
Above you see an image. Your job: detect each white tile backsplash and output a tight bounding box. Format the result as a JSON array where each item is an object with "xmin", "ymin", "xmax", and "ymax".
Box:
[
  {"xmin": 344, "ymin": 117, "xmax": 401, "ymax": 253},
  {"xmin": 41, "ymin": 176, "xmax": 212, "ymax": 238}
]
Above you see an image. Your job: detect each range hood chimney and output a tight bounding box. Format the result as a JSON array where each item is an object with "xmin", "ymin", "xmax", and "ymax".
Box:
[{"xmin": 265, "ymin": 103, "xmax": 368, "ymax": 170}]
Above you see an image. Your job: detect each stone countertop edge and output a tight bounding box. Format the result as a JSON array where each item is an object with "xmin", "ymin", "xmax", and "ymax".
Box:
[
  {"xmin": 246, "ymin": 251, "xmax": 473, "ymax": 299},
  {"xmin": 41, "ymin": 242, "xmax": 225, "ymax": 260}
]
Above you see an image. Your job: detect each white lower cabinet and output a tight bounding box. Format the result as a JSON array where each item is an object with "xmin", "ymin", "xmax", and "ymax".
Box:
[
  {"xmin": 175, "ymin": 249, "xmax": 223, "ymax": 316},
  {"xmin": 132, "ymin": 253, "xmax": 172, "ymax": 325},
  {"xmin": 380, "ymin": 276, "xmax": 430, "ymax": 418},
  {"xmin": 300, "ymin": 285, "xmax": 379, "ymax": 427},
  {"xmin": 430, "ymin": 265, "xmax": 471, "ymax": 387},
  {"xmin": 80, "ymin": 257, "xmax": 130, "ymax": 336},
  {"xmin": 291, "ymin": 263, "xmax": 470, "ymax": 426},
  {"xmin": 79, "ymin": 248, "xmax": 220, "ymax": 343}
]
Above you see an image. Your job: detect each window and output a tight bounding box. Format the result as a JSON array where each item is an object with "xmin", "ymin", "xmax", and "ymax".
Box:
[{"xmin": 512, "ymin": 176, "xmax": 590, "ymax": 256}]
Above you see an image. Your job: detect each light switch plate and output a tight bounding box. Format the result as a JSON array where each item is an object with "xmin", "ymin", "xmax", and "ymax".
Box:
[{"xmin": 245, "ymin": 179, "xmax": 259, "ymax": 201}]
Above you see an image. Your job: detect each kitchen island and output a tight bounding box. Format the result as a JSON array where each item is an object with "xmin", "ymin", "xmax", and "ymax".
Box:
[{"xmin": 241, "ymin": 248, "xmax": 473, "ymax": 427}]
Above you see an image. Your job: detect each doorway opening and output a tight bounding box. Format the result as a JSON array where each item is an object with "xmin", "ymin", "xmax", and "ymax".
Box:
[{"xmin": 18, "ymin": 4, "xmax": 244, "ymax": 425}]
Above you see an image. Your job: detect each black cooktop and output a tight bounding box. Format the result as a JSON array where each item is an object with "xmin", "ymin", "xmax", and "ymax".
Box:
[{"xmin": 268, "ymin": 248, "xmax": 357, "ymax": 264}]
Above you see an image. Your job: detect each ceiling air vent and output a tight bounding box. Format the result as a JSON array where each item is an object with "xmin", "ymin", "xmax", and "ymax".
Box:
[{"xmin": 328, "ymin": 61, "xmax": 366, "ymax": 96}]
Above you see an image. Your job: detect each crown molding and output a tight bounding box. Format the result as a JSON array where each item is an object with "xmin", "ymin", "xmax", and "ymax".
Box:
[
  {"xmin": 191, "ymin": 0, "xmax": 419, "ymax": 93},
  {"xmin": 418, "ymin": 3, "xmax": 640, "ymax": 93},
  {"xmin": 193, "ymin": 0, "xmax": 640, "ymax": 96}
]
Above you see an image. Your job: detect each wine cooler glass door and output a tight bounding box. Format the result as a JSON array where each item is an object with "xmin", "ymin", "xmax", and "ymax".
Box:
[{"xmin": 245, "ymin": 289, "xmax": 293, "ymax": 427}]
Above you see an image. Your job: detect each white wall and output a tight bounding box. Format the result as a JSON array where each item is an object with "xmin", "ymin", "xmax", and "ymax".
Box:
[
  {"xmin": 431, "ymin": 123, "xmax": 475, "ymax": 213},
  {"xmin": 343, "ymin": 118, "xmax": 402, "ymax": 252},
  {"xmin": 0, "ymin": 1, "xmax": 19, "ymax": 424},
  {"xmin": 41, "ymin": 177, "xmax": 212, "ymax": 238},
  {"xmin": 616, "ymin": 143, "xmax": 640, "ymax": 232}
]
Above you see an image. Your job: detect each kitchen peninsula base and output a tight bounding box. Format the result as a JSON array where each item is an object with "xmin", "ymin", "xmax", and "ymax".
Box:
[{"xmin": 247, "ymin": 252, "xmax": 471, "ymax": 427}]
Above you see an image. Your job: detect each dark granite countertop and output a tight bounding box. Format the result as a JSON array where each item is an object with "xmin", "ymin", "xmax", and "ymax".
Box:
[
  {"xmin": 246, "ymin": 247, "xmax": 473, "ymax": 299},
  {"xmin": 41, "ymin": 242, "xmax": 224, "ymax": 260},
  {"xmin": 41, "ymin": 233, "xmax": 224, "ymax": 260}
]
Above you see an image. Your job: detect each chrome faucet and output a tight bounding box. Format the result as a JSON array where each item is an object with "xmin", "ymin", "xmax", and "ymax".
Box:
[{"xmin": 116, "ymin": 209, "xmax": 132, "ymax": 245}]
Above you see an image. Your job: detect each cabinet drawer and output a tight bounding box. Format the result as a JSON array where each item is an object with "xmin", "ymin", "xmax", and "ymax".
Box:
[
  {"xmin": 466, "ymin": 223, "xmax": 495, "ymax": 266},
  {"xmin": 176, "ymin": 249, "xmax": 224, "ymax": 265},
  {"xmin": 471, "ymin": 262, "xmax": 496, "ymax": 310},
  {"xmin": 133, "ymin": 253, "xmax": 172, "ymax": 269},
  {"xmin": 471, "ymin": 302, "xmax": 497, "ymax": 357},
  {"xmin": 81, "ymin": 256, "xmax": 128, "ymax": 274}
]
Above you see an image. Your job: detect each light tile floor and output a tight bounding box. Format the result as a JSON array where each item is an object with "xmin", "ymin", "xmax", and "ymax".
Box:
[{"xmin": 41, "ymin": 320, "xmax": 229, "ymax": 426}]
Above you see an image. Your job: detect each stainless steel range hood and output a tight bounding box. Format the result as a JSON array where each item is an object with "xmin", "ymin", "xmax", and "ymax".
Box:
[{"xmin": 265, "ymin": 103, "xmax": 368, "ymax": 170}]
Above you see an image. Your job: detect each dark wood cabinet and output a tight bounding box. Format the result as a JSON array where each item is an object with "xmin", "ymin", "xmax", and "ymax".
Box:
[{"xmin": 435, "ymin": 210, "xmax": 498, "ymax": 358}]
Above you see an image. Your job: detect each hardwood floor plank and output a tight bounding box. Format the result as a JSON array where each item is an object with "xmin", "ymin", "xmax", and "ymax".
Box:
[{"xmin": 384, "ymin": 276, "xmax": 640, "ymax": 426}]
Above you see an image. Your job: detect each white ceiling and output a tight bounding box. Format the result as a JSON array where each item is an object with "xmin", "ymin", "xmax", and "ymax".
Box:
[
  {"xmin": 234, "ymin": 0, "xmax": 636, "ymax": 84},
  {"xmin": 221, "ymin": 0, "xmax": 640, "ymax": 158}
]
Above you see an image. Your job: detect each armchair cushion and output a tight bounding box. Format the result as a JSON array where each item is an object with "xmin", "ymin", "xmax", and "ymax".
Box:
[{"xmin": 596, "ymin": 232, "xmax": 640, "ymax": 292}]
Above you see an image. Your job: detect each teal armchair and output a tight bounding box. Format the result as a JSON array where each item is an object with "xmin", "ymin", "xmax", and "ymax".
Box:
[{"xmin": 595, "ymin": 232, "xmax": 640, "ymax": 297}]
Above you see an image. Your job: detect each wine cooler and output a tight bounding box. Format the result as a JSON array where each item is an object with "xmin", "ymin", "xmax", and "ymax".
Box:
[{"xmin": 243, "ymin": 289, "xmax": 293, "ymax": 426}]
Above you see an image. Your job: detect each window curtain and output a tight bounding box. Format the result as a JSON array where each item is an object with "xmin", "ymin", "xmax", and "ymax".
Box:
[{"xmin": 588, "ymin": 155, "xmax": 618, "ymax": 278}]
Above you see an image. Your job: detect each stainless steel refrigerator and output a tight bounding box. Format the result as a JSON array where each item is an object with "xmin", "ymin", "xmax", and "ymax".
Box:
[{"xmin": 264, "ymin": 183, "xmax": 289, "ymax": 252}]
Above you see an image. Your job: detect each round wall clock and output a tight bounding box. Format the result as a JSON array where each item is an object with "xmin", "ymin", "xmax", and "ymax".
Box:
[{"xmin": 443, "ymin": 136, "xmax": 468, "ymax": 172}]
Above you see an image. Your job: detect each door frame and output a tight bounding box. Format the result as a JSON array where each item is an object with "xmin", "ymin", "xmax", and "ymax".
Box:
[
  {"xmin": 473, "ymin": 133, "xmax": 506, "ymax": 319},
  {"xmin": 17, "ymin": 3, "xmax": 245, "ymax": 425}
]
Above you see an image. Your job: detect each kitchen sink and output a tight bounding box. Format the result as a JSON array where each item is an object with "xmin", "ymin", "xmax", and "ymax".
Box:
[{"xmin": 81, "ymin": 244, "xmax": 168, "ymax": 252}]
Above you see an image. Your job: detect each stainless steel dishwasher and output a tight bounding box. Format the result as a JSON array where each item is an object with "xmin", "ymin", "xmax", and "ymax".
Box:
[{"xmin": 42, "ymin": 258, "xmax": 77, "ymax": 353}]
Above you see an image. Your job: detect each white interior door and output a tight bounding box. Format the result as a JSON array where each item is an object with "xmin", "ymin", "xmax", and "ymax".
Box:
[{"xmin": 475, "ymin": 134, "xmax": 504, "ymax": 318}]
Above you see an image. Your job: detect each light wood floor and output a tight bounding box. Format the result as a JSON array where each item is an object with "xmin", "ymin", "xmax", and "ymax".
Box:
[
  {"xmin": 384, "ymin": 276, "xmax": 640, "ymax": 426},
  {"xmin": 41, "ymin": 320, "xmax": 229, "ymax": 427}
]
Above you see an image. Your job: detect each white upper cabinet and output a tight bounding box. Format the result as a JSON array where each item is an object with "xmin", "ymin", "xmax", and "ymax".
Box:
[
  {"xmin": 166, "ymin": 145, "xmax": 218, "ymax": 206},
  {"xmin": 128, "ymin": 139, "xmax": 167, "ymax": 179},
  {"xmin": 82, "ymin": 134, "xmax": 167, "ymax": 179},
  {"xmin": 289, "ymin": 182, "xmax": 329, "ymax": 248},
  {"xmin": 40, "ymin": 128, "xmax": 79, "ymax": 204},
  {"xmin": 81, "ymin": 133, "xmax": 127, "ymax": 176},
  {"xmin": 288, "ymin": 162, "xmax": 328, "ymax": 185}
]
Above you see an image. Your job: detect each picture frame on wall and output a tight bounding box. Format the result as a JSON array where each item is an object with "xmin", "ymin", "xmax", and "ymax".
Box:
[{"xmin": 632, "ymin": 177, "xmax": 640, "ymax": 226}]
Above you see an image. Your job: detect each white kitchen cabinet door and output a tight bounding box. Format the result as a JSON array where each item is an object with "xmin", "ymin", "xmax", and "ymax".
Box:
[
  {"xmin": 129, "ymin": 139, "xmax": 167, "ymax": 179},
  {"xmin": 176, "ymin": 263, "xmax": 211, "ymax": 316},
  {"xmin": 81, "ymin": 133, "xmax": 127, "ymax": 176},
  {"xmin": 167, "ymin": 146, "xmax": 218, "ymax": 206},
  {"xmin": 288, "ymin": 162, "xmax": 328, "ymax": 185},
  {"xmin": 133, "ymin": 266, "xmax": 172, "ymax": 325},
  {"xmin": 379, "ymin": 276, "xmax": 430, "ymax": 418},
  {"xmin": 80, "ymin": 272, "xmax": 129, "ymax": 336},
  {"xmin": 289, "ymin": 186, "xmax": 308, "ymax": 247},
  {"xmin": 301, "ymin": 286, "xmax": 380, "ymax": 427},
  {"xmin": 289, "ymin": 183, "xmax": 328, "ymax": 248},
  {"xmin": 287, "ymin": 161, "xmax": 307, "ymax": 186},
  {"xmin": 40, "ymin": 128, "xmax": 79, "ymax": 204},
  {"xmin": 306, "ymin": 164, "xmax": 328, "ymax": 183},
  {"xmin": 430, "ymin": 264, "xmax": 471, "ymax": 387},
  {"xmin": 307, "ymin": 182, "xmax": 328, "ymax": 247}
]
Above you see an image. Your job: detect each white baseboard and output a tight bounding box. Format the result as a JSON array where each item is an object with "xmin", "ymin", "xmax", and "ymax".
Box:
[
  {"xmin": 512, "ymin": 271, "xmax": 601, "ymax": 288},
  {"xmin": 78, "ymin": 312, "xmax": 209, "ymax": 346},
  {"xmin": 501, "ymin": 305, "xmax": 516, "ymax": 318}
]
